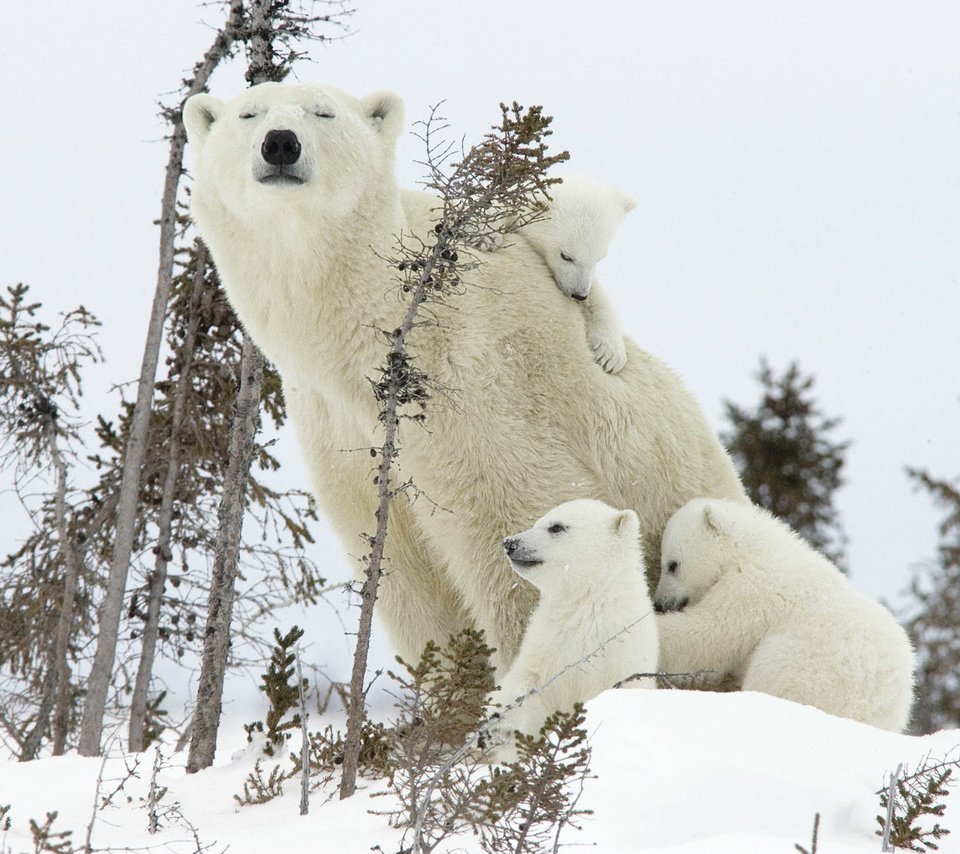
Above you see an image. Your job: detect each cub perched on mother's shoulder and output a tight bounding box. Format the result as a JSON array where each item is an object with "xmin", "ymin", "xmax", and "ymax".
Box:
[{"xmin": 183, "ymin": 81, "xmax": 746, "ymax": 669}]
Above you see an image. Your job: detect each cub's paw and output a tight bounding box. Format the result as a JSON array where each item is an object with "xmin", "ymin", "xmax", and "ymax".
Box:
[{"xmin": 589, "ymin": 332, "xmax": 627, "ymax": 374}]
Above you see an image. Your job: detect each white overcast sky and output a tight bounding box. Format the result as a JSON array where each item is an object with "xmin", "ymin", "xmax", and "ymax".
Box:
[{"xmin": 2, "ymin": 1, "xmax": 959, "ymax": 619}]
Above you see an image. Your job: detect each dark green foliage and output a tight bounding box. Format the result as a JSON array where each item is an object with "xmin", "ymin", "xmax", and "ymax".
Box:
[
  {"xmin": 876, "ymin": 758, "xmax": 955, "ymax": 851},
  {"xmin": 294, "ymin": 718, "xmax": 395, "ymax": 783},
  {"xmin": 901, "ymin": 467, "xmax": 960, "ymax": 734},
  {"xmin": 28, "ymin": 810, "xmax": 73, "ymax": 854},
  {"xmin": 722, "ymin": 358, "xmax": 849, "ymax": 567},
  {"xmin": 244, "ymin": 625, "xmax": 307, "ymax": 756},
  {"xmin": 391, "ymin": 627, "xmax": 497, "ymax": 750},
  {"xmin": 142, "ymin": 691, "xmax": 169, "ymax": 750},
  {"xmin": 0, "ymin": 802, "xmax": 11, "ymax": 832},
  {"xmin": 473, "ymin": 706, "xmax": 593, "ymax": 853},
  {"xmin": 0, "ymin": 283, "xmax": 101, "ymax": 471},
  {"xmin": 234, "ymin": 758, "xmax": 289, "ymax": 807},
  {"xmin": 386, "ymin": 629, "xmax": 498, "ymax": 847},
  {"xmin": 382, "ymin": 630, "xmax": 592, "ymax": 853}
]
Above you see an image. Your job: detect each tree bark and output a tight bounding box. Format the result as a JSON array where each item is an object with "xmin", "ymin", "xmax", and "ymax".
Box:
[
  {"xmin": 78, "ymin": 0, "xmax": 246, "ymax": 758},
  {"xmin": 128, "ymin": 244, "xmax": 208, "ymax": 753},
  {"xmin": 19, "ymin": 427, "xmax": 81, "ymax": 760},
  {"xmin": 186, "ymin": 334, "xmax": 264, "ymax": 772},
  {"xmin": 185, "ymin": 0, "xmax": 278, "ymax": 774}
]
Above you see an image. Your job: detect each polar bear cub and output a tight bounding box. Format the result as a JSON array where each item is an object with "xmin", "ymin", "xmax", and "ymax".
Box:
[
  {"xmin": 476, "ymin": 176, "xmax": 635, "ymax": 374},
  {"xmin": 491, "ymin": 499, "xmax": 659, "ymax": 749},
  {"xmin": 654, "ymin": 498, "xmax": 915, "ymax": 731}
]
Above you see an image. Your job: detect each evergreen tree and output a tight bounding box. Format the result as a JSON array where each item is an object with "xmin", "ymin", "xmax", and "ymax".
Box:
[
  {"xmin": 721, "ymin": 358, "xmax": 850, "ymax": 568},
  {"xmin": 0, "ymin": 284, "xmax": 102, "ymax": 759},
  {"xmin": 901, "ymin": 466, "xmax": 960, "ymax": 734}
]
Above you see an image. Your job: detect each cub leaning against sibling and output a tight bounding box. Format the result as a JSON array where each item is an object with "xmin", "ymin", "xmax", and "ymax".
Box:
[{"xmin": 489, "ymin": 496, "xmax": 915, "ymax": 753}]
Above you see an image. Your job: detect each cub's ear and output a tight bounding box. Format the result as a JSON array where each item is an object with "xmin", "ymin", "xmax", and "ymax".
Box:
[
  {"xmin": 362, "ymin": 91, "xmax": 405, "ymax": 144},
  {"xmin": 618, "ymin": 190, "xmax": 638, "ymax": 215},
  {"xmin": 702, "ymin": 503, "xmax": 729, "ymax": 535},
  {"xmin": 613, "ymin": 508, "xmax": 638, "ymax": 536},
  {"xmin": 183, "ymin": 94, "xmax": 224, "ymax": 148}
]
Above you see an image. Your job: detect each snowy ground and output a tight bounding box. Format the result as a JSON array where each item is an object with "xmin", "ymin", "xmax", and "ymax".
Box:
[{"xmin": 2, "ymin": 690, "xmax": 958, "ymax": 854}]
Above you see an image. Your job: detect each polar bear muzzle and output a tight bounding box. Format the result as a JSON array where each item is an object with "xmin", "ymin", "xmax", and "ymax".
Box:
[
  {"xmin": 502, "ymin": 536, "xmax": 542, "ymax": 570},
  {"xmin": 256, "ymin": 128, "xmax": 308, "ymax": 185}
]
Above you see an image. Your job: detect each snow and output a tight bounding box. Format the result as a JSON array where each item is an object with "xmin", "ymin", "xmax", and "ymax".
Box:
[{"xmin": 2, "ymin": 690, "xmax": 958, "ymax": 853}]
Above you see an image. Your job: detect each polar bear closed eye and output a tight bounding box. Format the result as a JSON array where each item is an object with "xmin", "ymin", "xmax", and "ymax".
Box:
[
  {"xmin": 654, "ymin": 498, "xmax": 915, "ymax": 731},
  {"xmin": 488, "ymin": 499, "xmax": 658, "ymax": 758}
]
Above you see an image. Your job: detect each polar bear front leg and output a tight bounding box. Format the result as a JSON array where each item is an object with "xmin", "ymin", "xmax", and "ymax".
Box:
[
  {"xmin": 582, "ymin": 283, "xmax": 627, "ymax": 374},
  {"xmin": 656, "ymin": 609, "xmax": 746, "ymax": 686}
]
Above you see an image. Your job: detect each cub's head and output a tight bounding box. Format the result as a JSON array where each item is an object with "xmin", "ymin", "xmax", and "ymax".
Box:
[
  {"xmin": 522, "ymin": 176, "xmax": 636, "ymax": 301},
  {"xmin": 654, "ymin": 498, "xmax": 742, "ymax": 613},
  {"xmin": 183, "ymin": 82, "xmax": 404, "ymax": 226},
  {"xmin": 502, "ymin": 499, "xmax": 642, "ymax": 593}
]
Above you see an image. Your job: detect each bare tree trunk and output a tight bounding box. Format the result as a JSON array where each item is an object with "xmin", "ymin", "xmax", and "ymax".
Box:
[
  {"xmin": 19, "ymin": 667, "xmax": 55, "ymax": 761},
  {"xmin": 296, "ymin": 648, "xmax": 310, "ymax": 816},
  {"xmin": 186, "ymin": 334, "xmax": 264, "ymax": 772},
  {"xmin": 19, "ymin": 428, "xmax": 81, "ymax": 760},
  {"xmin": 49, "ymin": 429, "xmax": 81, "ymax": 756},
  {"xmin": 185, "ymin": 0, "xmax": 277, "ymax": 774},
  {"xmin": 340, "ymin": 282, "xmax": 433, "ymax": 797},
  {"xmin": 78, "ymin": 0, "xmax": 246, "ymax": 758},
  {"xmin": 128, "ymin": 244, "xmax": 208, "ymax": 753}
]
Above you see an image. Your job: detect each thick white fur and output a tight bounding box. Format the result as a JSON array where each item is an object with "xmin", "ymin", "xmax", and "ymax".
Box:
[
  {"xmin": 654, "ymin": 498, "xmax": 915, "ymax": 731},
  {"xmin": 472, "ymin": 176, "xmax": 634, "ymax": 373},
  {"xmin": 183, "ymin": 82, "xmax": 747, "ymax": 669},
  {"xmin": 523, "ymin": 176, "xmax": 635, "ymax": 374},
  {"xmin": 492, "ymin": 499, "xmax": 658, "ymax": 747}
]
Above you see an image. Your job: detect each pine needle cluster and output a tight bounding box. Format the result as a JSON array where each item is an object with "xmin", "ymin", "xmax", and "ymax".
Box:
[
  {"xmin": 877, "ymin": 756, "xmax": 957, "ymax": 851},
  {"xmin": 242, "ymin": 625, "xmax": 307, "ymax": 757}
]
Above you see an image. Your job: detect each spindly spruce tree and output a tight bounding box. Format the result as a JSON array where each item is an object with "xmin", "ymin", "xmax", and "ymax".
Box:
[
  {"xmin": 901, "ymin": 464, "xmax": 960, "ymax": 734},
  {"xmin": 722, "ymin": 358, "xmax": 850, "ymax": 568}
]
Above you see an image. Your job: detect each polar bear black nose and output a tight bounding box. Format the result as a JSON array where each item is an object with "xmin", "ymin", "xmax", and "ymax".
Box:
[
  {"xmin": 261, "ymin": 129, "xmax": 302, "ymax": 166},
  {"xmin": 503, "ymin": 536, "xmax": 519, "ymax": 556}
]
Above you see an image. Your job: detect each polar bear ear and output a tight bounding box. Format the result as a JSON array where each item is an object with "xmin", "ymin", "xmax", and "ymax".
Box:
[
  {"xmin": 702, "ymin": 504, "xmax": 729, "ymax": 536},
  {"xmin": 183, "ymin": 93, "xmax": 223, "ymax": 148},
  {"xmin": 362, "ymin": 91, "xmax": 405, "ymax": 144},
  {"xmin": 621, "ymin": 193, "xmax": 638, "ymax": 215},
  {"xmin": 613, "ymin": 508, "xmax": 638, "ymax": 537}
]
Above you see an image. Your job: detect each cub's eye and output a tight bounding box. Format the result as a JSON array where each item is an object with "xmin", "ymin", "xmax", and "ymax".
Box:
[
  {"xmin": 314, "ymin": 110, "xmax": 336, "ymax": 119},
  {"xmin": 667, "ymin": 560, "xmax": 678, "ymax": 574},
  {"xmin": 559, "ymin": 252, "xmax": 575, "ymax": 264},
  {"xmin": 239, "ymin": 111, "xmax": 258, "ymax": 120},
  {"xmin": 547, "ymin": 523, "xmax": 566, "ymax": 534}
]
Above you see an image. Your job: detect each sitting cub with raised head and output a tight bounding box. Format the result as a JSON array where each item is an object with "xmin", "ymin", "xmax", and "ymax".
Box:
[{"xmin": 489, "ymin": 499, "xmax": 658, "ymax": 756}]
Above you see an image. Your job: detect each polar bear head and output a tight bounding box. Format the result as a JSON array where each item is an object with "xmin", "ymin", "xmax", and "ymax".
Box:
[
  {"xmin": 501, "ymin": 498, "xmax": 643, "ymax": 595},
  {"xmin": 522, "ymin": 176, "xmax": 636, "ymax": 301},
  {"xmin": 653, "ymin": 498, "xmax": 747, "ymax": 612},
  {"xmin": 183, "ymin": 82, "xmax": 405, "ymax": 228}
]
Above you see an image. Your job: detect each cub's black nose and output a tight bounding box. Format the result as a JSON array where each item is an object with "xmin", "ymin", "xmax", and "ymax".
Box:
[
  {"xmin": 502, "ymin": 536, "xmax": 519, "ymax": 556},
  {"xmin": 262, "ymin": 129, "xmax": 301, "ymax": 166}
]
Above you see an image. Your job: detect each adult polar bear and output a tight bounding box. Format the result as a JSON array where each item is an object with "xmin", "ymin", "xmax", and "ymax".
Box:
[{"xmin": 183, "ymin": 82, "xmax": 747, "ymax": 667}]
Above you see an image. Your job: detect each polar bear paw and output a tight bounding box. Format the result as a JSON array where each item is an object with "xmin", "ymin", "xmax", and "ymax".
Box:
[{"xmin": 588, "ymin": 330, "xmax": 627, "ymax": 374}]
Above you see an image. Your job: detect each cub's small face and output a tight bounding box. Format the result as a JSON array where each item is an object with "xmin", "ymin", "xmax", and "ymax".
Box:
[
  {"xmin": 525, "ymin": 177, "xmax": 636, "ymax": 301},
  {"xmin": 653, "ymin": 500, "xmax": 728, "ymax": 613},
  {"xmin": 183, "ymin": 82, "xmax": 404, "ymax": 223},
  {"xmin": 502, "ymin": 498, "xmax": 639, "ymax": 592}
]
